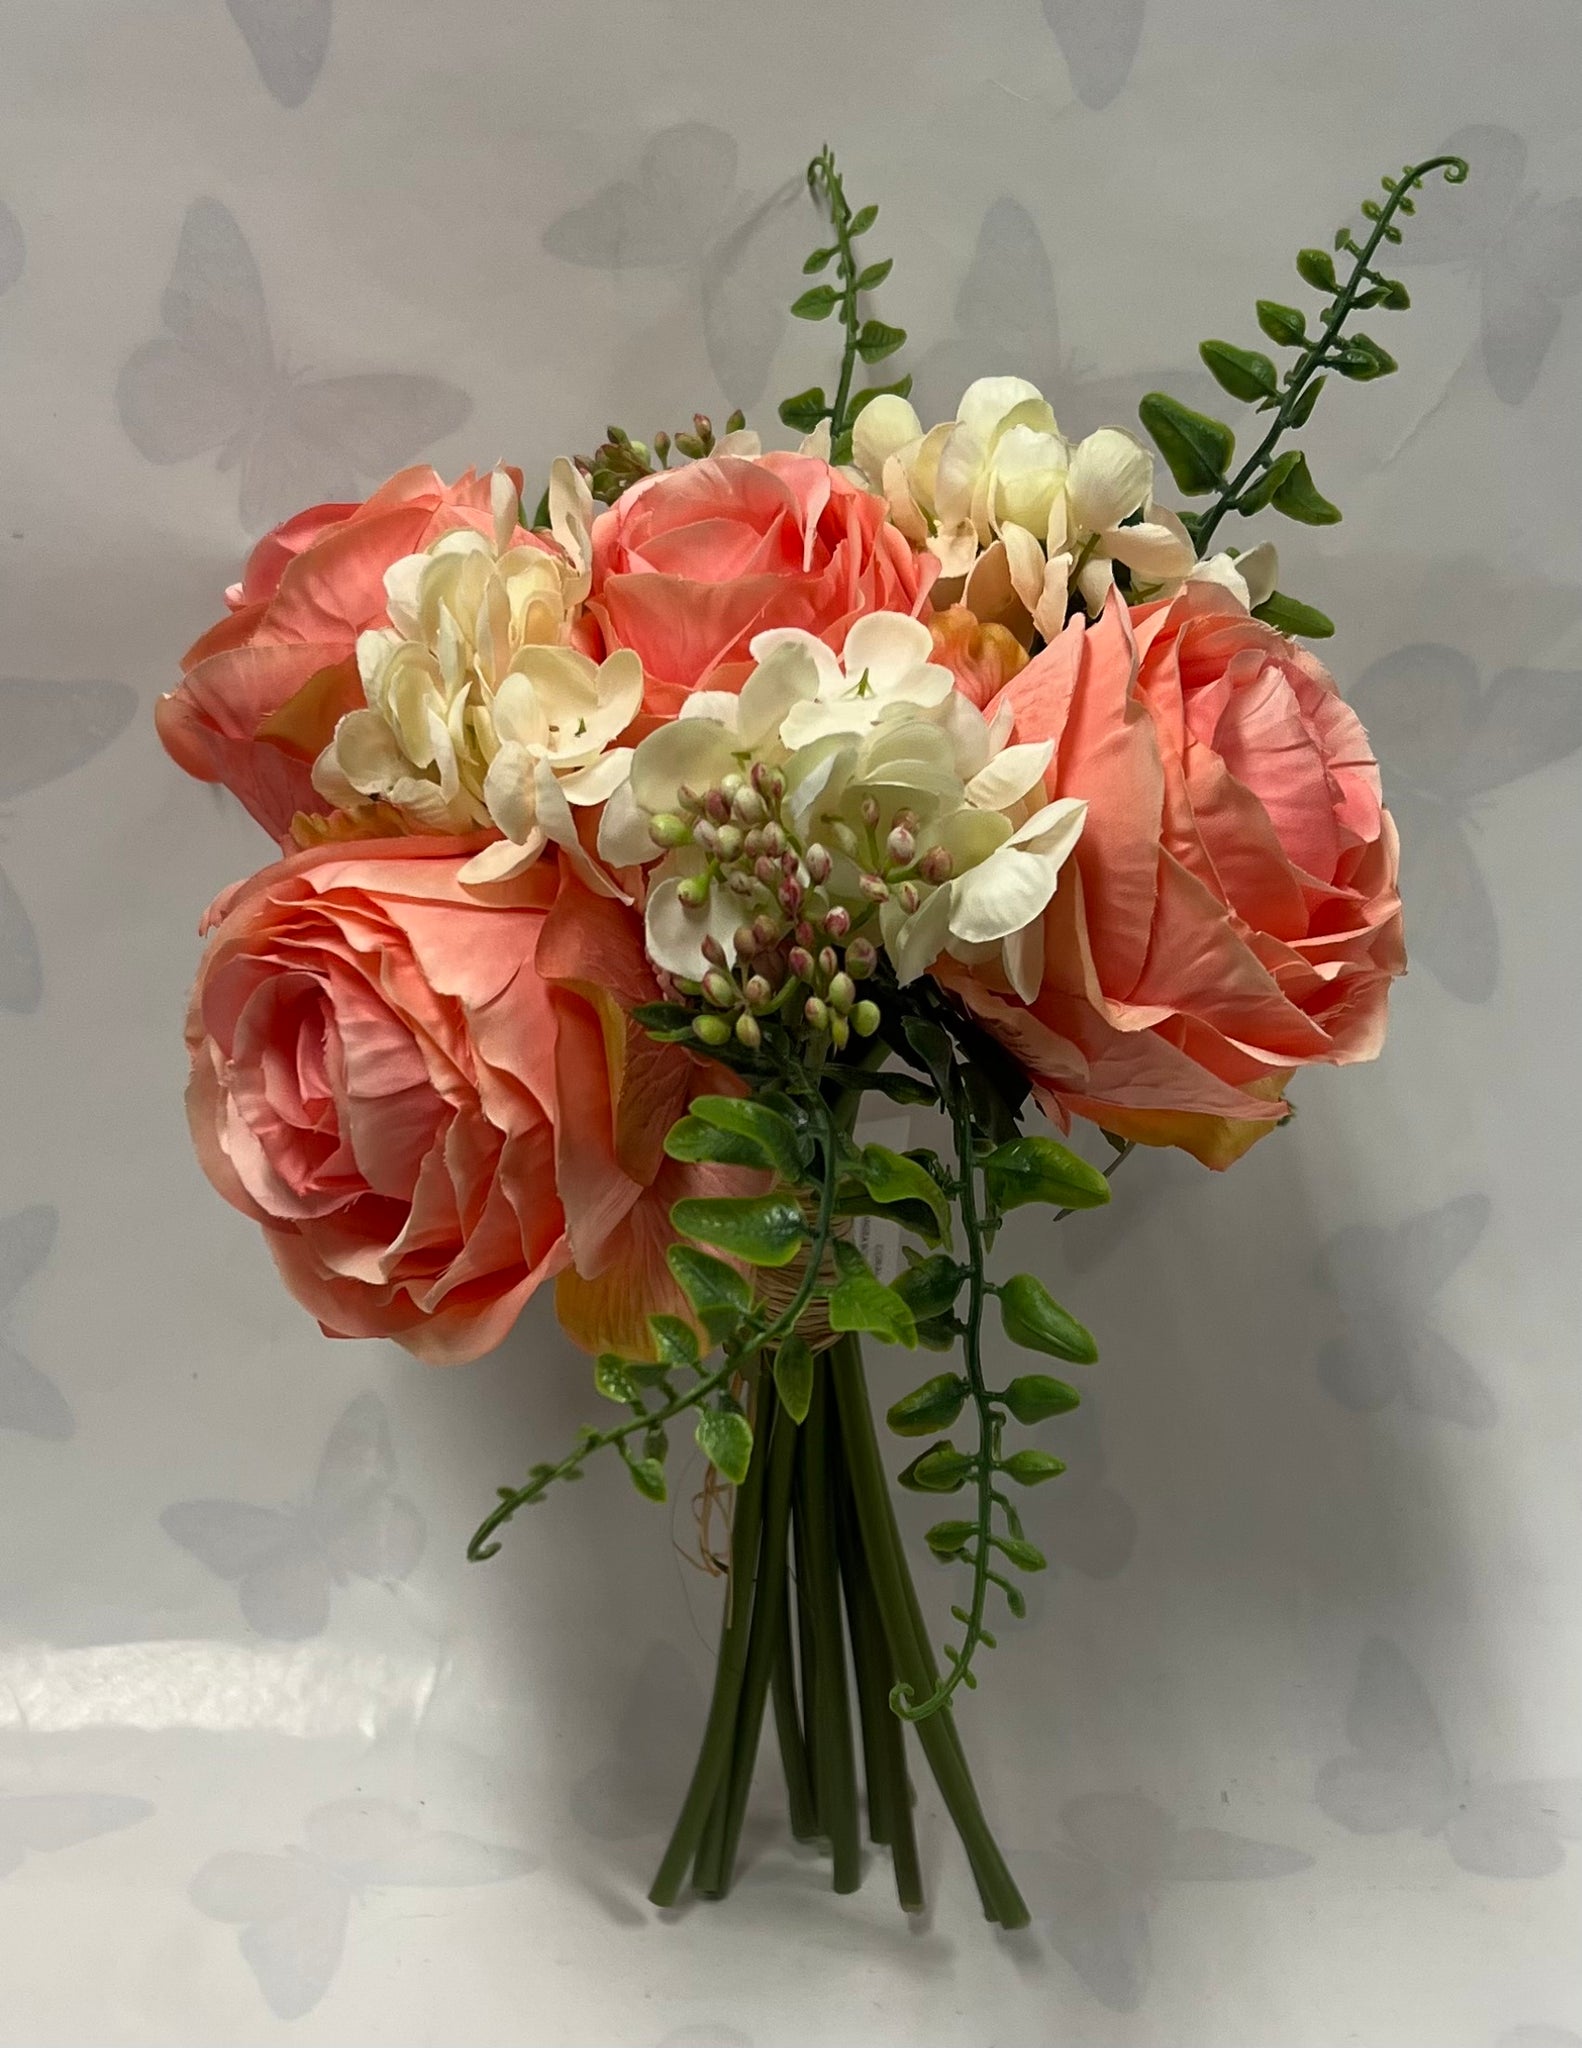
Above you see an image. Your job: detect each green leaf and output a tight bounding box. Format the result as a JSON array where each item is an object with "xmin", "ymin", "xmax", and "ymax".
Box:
[
  {"xmin": 1287, "ymin": 374, "xmax": 1326, "ymax": 428},
  {"xmin": 802, "ymin": 245, "xmax": 836, "ymax": 274},
  {"xmin": 829, "ymin": 1271, "xmax": 917, "ymax": 1347},
  {"xmin": 1236, "ymin": 448, "xmax": 1302, "ymax": 517},
  {"xmin": 666, "ymin": 1244, "xmax": 753, "ymax": 1342},
  {"xmin": 898, "ymin": 1440, "xmax": 975, "ymax": 1493},
  {"xmin": 892, "ymin": 1254, "xmax": 968, "ymax": 1323},
  {"xmin": 901, "ymin": 1014, "xmax": 955, "ymax": 1094},
  {"xmin": 887, "ymin": 1372, "xmax": 968, "ymax": 1437},
  {"xmin": 791, "ymin": 284, "xmax": 840, "ymax": 321},
  {"xmin": 648, "ymin": 1314, "xmax": 699, "ymax": 1372},
  {"xmin": 1001, "ymin": 1373, "xmax": 1081, "ymax": 1425},
  {"xmin": 848, "ymin": 201, "xmax": 878, "ymax": 235},
  {"xmin": 1137, "ymin": 391, "xmax": 1235, "ymax": 496},
  {"xmin": 1270, "ymin": 450, "xmax": 1342, "ymax": 526},
  {"xmin": 632, "ymin": 1001, "xmax": 700, "ymax": 1040},
  {"xmin": 1255, "ymin": 300, "xmax": 1308, "ymax": 347},
  {"xmin": 670, "ymin": 1194, "xmax": 808, "ymax": 1267},
  {"xmin": 594, "ymin": 1354, "xmax": 643, "ymax": 1405},
  {"xmin": 1296, "ymin": 246, "xmax": 1338, "ymax": 292},
  {"xmin": 855, "ymin": 258, "xmax": 893, "ymax": 291},
  {"xmin": 998, "ymin": 1273, "xmax": 1099, "ymax": 1364},
  {"xmin": 778, "ymin": 385, "xmax": 830, "ymax": 432},
  {"xmin": 848, "ymin": 1067, "xmax": 936, "ymax": 1107},
  {"xmin": 999, "ymin": 1448, "xmax": 1067, "ymax": 1486},
  {"xmin": 912, "ymin": 1315, "xmax": 959, "ymax": 1352},
  {"xmin": 1199, "ymin": 339, "xmax": 1279, "ymax": 403},
  {"xmin": 858, "ymin": 1144, "xmax": 950, "ymax": 1244},
  {"xmin": 529, "ymin": 486, "xmax": 551, "ymax": 530},
  {"xmin": 663, "ymin": 1115, "xmax": 772, "ymax": 1170},
  {"xmin": 1333, "ymin": 331, "xmax": 1398, "ymax": 381},
  {"xmin": 624, "ymin": 1454, "xmax": 667, "ymax": 1504},
  {"xmin": 773, "ymin": 1335, "xmax": 814, "ymax": 1425},
  {"xmin": 846, "ymin": 374, "xmax": 913, "ymax": 421},
  {"xmin": 689, "ymin": 1095, "xmax": 808, "ymax": 1179},
  {"xmin": 1252, "ymin": 590, "xmax": 1337, "ymax": 639},
  {"xmin": 994, "ymin": 1534, "xmax": 1047, "ymax": 1573},
  {"xmin": 855, "ymin": 318, "xmax": 906, "ymax": 363},
  {"xmin": 1377, "ymin": 278, "xmax": 1411, "ymax": 310},
  {"xmin": 924, "ymin": 1519, "xmax": 975, "ymax": 1559},
  {"xmin": 983, "ymin": 1135, "xmax": 1111, "ymax": 1214},
  {"xmin": 696, "ymin": 1405, "xmax": 753, "ymax": 1486}
]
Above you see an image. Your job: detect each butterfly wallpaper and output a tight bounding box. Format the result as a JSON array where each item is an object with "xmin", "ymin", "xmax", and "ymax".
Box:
[{"xmin": 3, "ymin": 0, "xmax": 1581, "ymax": 2042}]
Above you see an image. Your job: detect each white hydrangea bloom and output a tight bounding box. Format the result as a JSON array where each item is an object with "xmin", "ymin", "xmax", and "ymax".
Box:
[
  {"xmin": 603, "ymin": 612, "xmax": 1084, "ymax": 998},
  {"xmin": 313, "ymin": 465, "xmax": 639, "ymax": 891}
]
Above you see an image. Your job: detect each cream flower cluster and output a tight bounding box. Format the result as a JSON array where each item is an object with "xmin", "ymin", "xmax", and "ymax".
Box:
[
  {"xmin": 852, "ymin": 376, "xmax": 1258, "ymax": 639},
  {"xmin": 312, "ymin": 464, "xmax": 638, "ymax": 890},
  {"xmin": 599, "ymin": 613, "xmax": 1086, "ymax": 1006}
]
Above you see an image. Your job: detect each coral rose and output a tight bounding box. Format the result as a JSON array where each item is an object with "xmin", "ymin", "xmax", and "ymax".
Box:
[
  {"xmin": 589, "ymin": 451, "xmax": 935, "ymax": 715},
  {"xmin": 947, "ymin": 585, "xmax": 1404, "ymax": 1167},
  {"xmin": 158, "ymin": 467, "xmax": 547, "ymax": 844},
  {"xmin": 185, "ymin": 841, "xmax": 738, "ymax": 1363}
]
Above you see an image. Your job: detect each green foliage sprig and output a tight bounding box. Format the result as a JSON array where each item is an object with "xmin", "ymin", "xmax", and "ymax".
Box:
[
  {"xmin": 779, "ymin": 147, "xmax": 911, "ymax": 462},
  {"xmin": 1138, "ymin": 153, "xmax": 1469, "ymax": 636}
]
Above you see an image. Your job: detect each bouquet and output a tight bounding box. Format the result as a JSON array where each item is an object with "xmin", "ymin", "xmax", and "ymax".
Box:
[{"xmin": 161, "ymin": 147, "xmax": 1464, "ymax": 1928}]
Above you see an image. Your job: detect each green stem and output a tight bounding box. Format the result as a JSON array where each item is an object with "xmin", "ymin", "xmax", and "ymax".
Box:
[
  {"xmin": 1192, "ymin": 153, "xmax": 1468, "ymax": 556},
  {"xmin": 809, "ymin": 146, "xmax": 862, "ymax": 440},
  {"xmin": 697, "ymin": 1393, "xmax": 801, "ymax": 1896},
  {"xmin": 830, "ymin": 1336, "xmax": 1029, "ymax": 1929},
  {"xmin": 648, "ymin": 1362, "xmax": 770, "ymax": 1908},
  {"xmin": 798, "ymin": 1355, "xmax": 862, "ymax": 1891},
  {"xmin": 771, "ymin": 1593, "xmax": 818, "ymax": 1841},
  {"xmin": 472, "ymin": 1075, "xmax": 846, "ymax": 1562},
  {"xmin": 836, "ymin": 1443, "xmax": 925, "ymax": 1912}
]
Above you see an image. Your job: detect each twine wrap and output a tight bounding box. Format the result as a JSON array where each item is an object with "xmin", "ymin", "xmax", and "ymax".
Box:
[{"xmin": 755, "ymin": 1213, "xmax": 854, "ymax": 1354}]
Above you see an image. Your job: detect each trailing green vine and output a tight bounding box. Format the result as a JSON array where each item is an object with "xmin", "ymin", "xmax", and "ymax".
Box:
[
  {"xmin": 779, "ymin": 147, "xmax": 911, "ymax": 461},
  {"xmin": 1138, "ymin": 152, "xmax": 1470, "ymax": 635}
]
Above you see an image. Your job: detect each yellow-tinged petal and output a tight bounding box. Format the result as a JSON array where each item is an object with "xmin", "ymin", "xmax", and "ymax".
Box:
[{"xmin": 1066, "ymin": 427, "xmax": 1154, "ymax": 533}]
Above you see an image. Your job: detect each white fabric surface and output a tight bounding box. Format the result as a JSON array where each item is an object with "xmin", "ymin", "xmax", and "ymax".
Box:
[{"xmin": 2, "ymin": 2, "xmax": 1580, "ymax": 2041}]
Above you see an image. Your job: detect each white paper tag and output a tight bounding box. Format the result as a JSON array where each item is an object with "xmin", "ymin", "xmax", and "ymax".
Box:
[{"xmin": 848, "ymin": 1111, "xmax": 913, "ymax": 1286}]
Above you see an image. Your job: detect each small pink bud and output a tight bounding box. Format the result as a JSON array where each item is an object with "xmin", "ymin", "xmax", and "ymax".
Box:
[
  {"xmin": 804, "ymin": 843, "xmax": 832, "ymax": 883},
  {"xmin": 822, "ymin": 904, "xmax": 851, "ymax": 940},
  {"xmin": 860, "ymin": 797, "xmax": 880, "ymax": 829},
  {"xmin": 702, "ymin": 970, "xmax": 737, "ymax": 1009},
  {"xmin": 818, "ymin": 946, "xmax": 838, "ymax": 980},
  {"xmin": 803, "ymin": 996, "xmax": 829, "ymax": 1032},
  {"xmin": 859, "ymin": 873, "xmax": 890, "ymax": 904},
  {"xmin": 701, "ymin": 934, "xmax": 727, "ymax": 968},
  {"xmin": 788, "ymin": 945, "xmax": 814, "ymax": 981},
  {"xmin": 846, "ymin": 937, "xmax": 877, "ymax": 978},
  {"xmin": 899, "ymin": 881, "xmax": 921, "ymax": 914},
  {"xmin": 885, "ymin": 825, "xmax": 915, "ymax": 866},
  {"xmin": 918, "ymin": 845, "xmax": 953, "ymax": 884},
  {"xmin": 705, "ymin": 789, "xmax": 731, "ymax": 824}
]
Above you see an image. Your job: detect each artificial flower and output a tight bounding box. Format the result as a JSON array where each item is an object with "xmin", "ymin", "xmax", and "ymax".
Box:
[
  {"xmin": 948, "ymin": 584, "xmax": 1404, "ymax": 1165},
  {"xmin": 588, "ymin": 450, "xmax": 935, "ymax": 715},
  {"xmin": 311, "ymin": 471, "xmax": 635, "ymax": 890},
  {"xmin": 157, "ymin": 466, "xmax": 546, "ymax": 842}
]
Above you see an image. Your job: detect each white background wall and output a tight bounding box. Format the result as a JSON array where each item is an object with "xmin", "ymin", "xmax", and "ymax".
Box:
[{"xmin": 1, "ymin": 3, "xmax": 1580, "ymax": 2042}]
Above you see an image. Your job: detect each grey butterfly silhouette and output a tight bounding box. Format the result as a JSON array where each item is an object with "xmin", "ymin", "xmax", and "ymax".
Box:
[
  {"xmin": 1031, "ymin": 1791, "xmax": 1312, "ymax": 2012},
  {"xmin": 1314, "ymin": 1193, "xmax": 1496, "ymax": 1428},
  {"xmin": 160, "ymin": 1392, "xmax": 424, "ymax": 1640},
  {"xmin": 571, "ymin": 1639, "xmax": 704, "ymax": 1841},
  {"xmin": 542, "ymin": 123, "xmax": 805, "ymax": 411},
  {"xmin": 1317, "ymin": 1637, "xmax": 1582, "ymax": 1878},
  {"xmin": 226, "ymin": 0, "xmax": 332, "ymax": 108},
  {"xmin": 117, "ymin": 198, "xmax": 471, "ymax": 534},
  {"xmin": 1497, "ymin": 2029, "xmax": 1582, "ymax": 2048},
  {"xmin": 0, "ymin": 1205, "xmax": 72, "ymax": 1439},
  {"xmin": 191, "ymin": 1798, "xmax": 535, "ymax": 2021},
  {"xmin": 1348, "ymin": 644, "xmax": 1582, "ymax": 1002},
  {"xmin": 1042, "ymin": 0, "xmax": 1146, "ymax": 110},
  {"xmin": 0, "ymin": 201, "xmax": 23, "ymax": 295},
  {"xmin": 913, "ymin": 196, "xmax": 1219, "ymax": 441},
  {"xmin": 0, "ymin": 677, "xmax": 137, "ymax": 1013},
  {"xmin": 1397, "ymin": 124, "xmax": 1582, "ymax": 405},
  {"xmin": 0, "ymin": 1793, "xmax": 151, "ymax": 1877}
]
